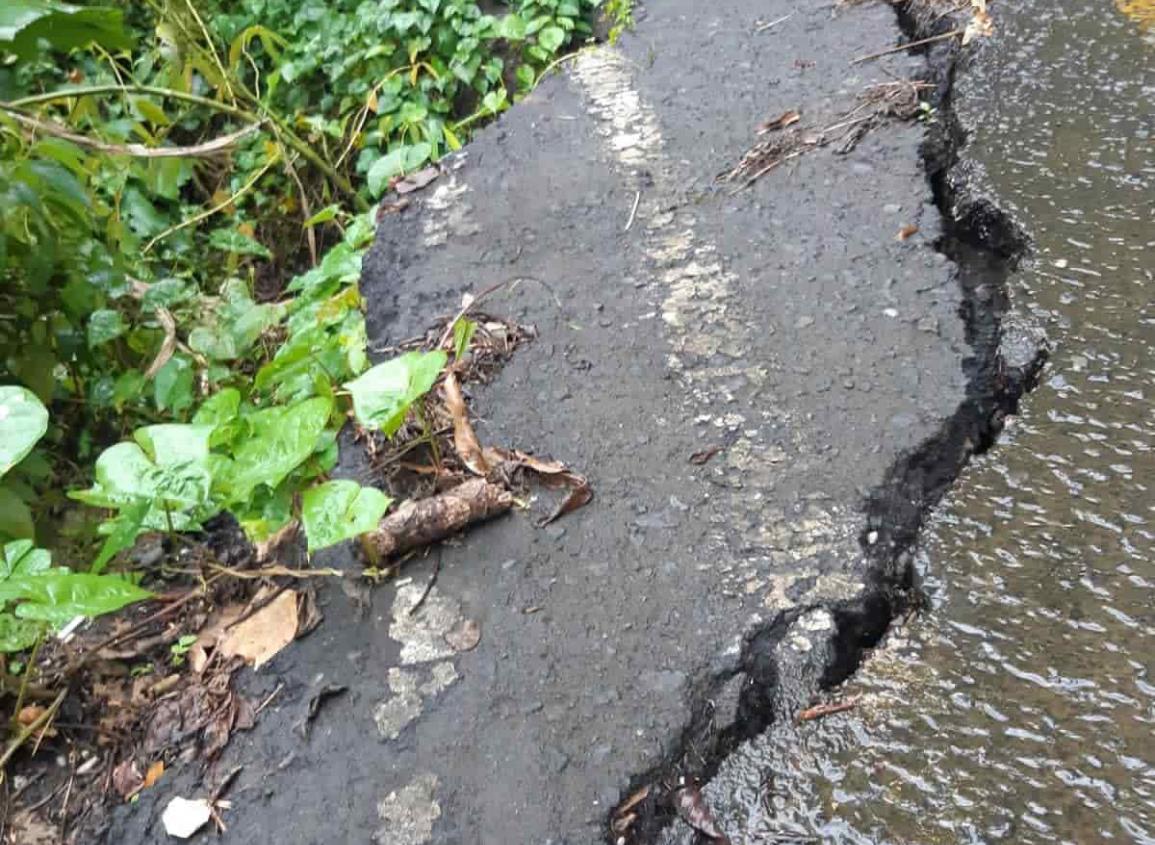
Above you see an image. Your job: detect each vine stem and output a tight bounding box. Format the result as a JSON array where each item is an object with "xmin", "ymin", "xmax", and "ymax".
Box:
[
  {"xmin": 6, "ymin": 84, "xmax": 367, "ymax": 210},
  {"xmin": 0, "ymin": 688, "xmax": 67, "ymax": 773},
  {"xmin": 142, "ymin": 151, "xmax": 281, "ymax": 254}
]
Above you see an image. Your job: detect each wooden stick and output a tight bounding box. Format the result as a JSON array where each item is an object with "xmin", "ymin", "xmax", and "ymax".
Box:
[{"xmin": 850, "ymin": 29, "xmax": 964, "ymax": 65}]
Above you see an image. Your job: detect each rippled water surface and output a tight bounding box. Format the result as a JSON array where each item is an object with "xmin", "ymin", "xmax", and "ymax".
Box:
[{"xmin": 695, "ymin": 3, "xmax": 1155, "ymax": 843}]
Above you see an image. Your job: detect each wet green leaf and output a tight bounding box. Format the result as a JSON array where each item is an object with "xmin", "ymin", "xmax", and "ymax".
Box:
[
  {"xmin": 302, "ymin": 479, "xmax": 391, "ymax": 552},
  {"xmin": 0, "ymin": 485, "xmax": 35, "ymax": 541},
  {"xmin": 0, "ymin": 613, "xmax": 45, "ymax": 653},
  {"xmin": 344, "ymin": 350, "xmax": 447, "ymax": 436},
  {"xmin": 0, "ymin": 386, "xmax": 49, "ymax": 477},
  {"xmin": 1, "ymin": 571, "xmax": 152, "ymax": 626},
  {"xmin": 216, "ymin": 396, "xmax": 333, "ymax": 502},
  {"xmin": 0, "ymin": 1, "xmax": 132, "ymax": 59},
  {"xmin": 367, "ymin": 143, "xmax": 433, "ymax": 197},
  {"xmin": 87, "ymin": 308, "xmax": 126, "ymax": 347},
  {"xmin": 452, "ymin": 316, "xmax": 477, "ymax": 360}
]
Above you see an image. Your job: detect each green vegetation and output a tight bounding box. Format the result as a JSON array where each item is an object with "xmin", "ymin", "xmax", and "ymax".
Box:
[{"xmin": 0, "ymin": 0, "xmax": 610, "ymax": 649}]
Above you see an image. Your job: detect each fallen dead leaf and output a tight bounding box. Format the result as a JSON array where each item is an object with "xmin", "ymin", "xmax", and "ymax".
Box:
[
  {"xmin": 218, "ymin": 590, "xmax": 299, "ymax": 669},
  {"xmin": 616, "ymin": 784, "xmax": 651, "ymax": 817},
  {"xmin": 253, "ymin": 519, "xmax": 300, "ymax": 563},
  {"xmin": 963, "ymin": 0, "xmax": 994, "ymax": 45},
  {"xmin": 16, "ymin": 704, "xmax": 46, "ymax": 727},
  {"xmin": 675, "ymin": 781, "xmax": 731, "ymax": 844},
  {"xmin": 295, "ymin": 684, "xmax": 348, "ymax": 738},
  {"xmin": 162, "ymin": 796, "xmax": 213, "ymax": 839},
  {"xmin": 445, "ymin": 619, "xmax": 481, "ymax": 652},
  {"xmin": 143, "ymin": 760, "xmax": 165, "ymax": 789},
  {"xmin": 112, "ymin": 759, "xmax": 144, "ymax": 800},
  {"xmin": 540, "ymin": 474, "xmax": 592, "ymax": 525},
  {"xmin": 896, "ymin": 224, "xmax": 919, "ymax": 241},
  {"xmin": 394, "ymin": 166, "xmax": 439, "ymax": 194},
  {"xmin": 797, "ymin": 695, "xmax": 861, "ymax": 723},
  {"xmin": 189, "ymin": 603, "xmax": 246, "ymax": 673},
  {"xmin": 444, "ymin": 371, "xmax": 490, "ymax": 475},
  {"xmin": 757, "ymin": 109, "xmax": 801, "ymax": 135},
  {"xmin": 689, "ymin": 445, "xmax": 725, "ymax": 465}
]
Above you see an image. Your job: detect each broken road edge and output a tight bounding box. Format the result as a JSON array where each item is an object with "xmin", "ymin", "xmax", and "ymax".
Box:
[{"xmin": 609, "ymin": 3, "xmax": 1048, "ymax": 842}]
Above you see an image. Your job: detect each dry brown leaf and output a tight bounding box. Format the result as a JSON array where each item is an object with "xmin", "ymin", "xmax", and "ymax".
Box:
[
  {"xmin": 675, "ymin": 783, "xmax": 730, "ymax": 843},
  {"xmin": 113, "ymin": 759, "xmax": 144, "ymax": 800},
  {"xmin": 189, "ymin": 604, "xmax": 246, "ymax": 673},
  {"xmin": 689, "ymin": 445, "xmax": 725, "ymax": 465},
  {"xmin": 253, "ymin": 519, "xmax": 300, "ymax": 563},
  {"xmin": 218, "ymin": 590, "xmax": 300, "ymax": 669},
  {"xmin": 896, "ymin": 224, "xmax": 920, "ymax": 241},
  {"xmin": 757, "ymin": 109, "xmax": 801, "ymax": 135},
  {"xmin": 394, "ymin": 166, "xmax": 439, "ymax": 194},
  {"xmin": 16, "ymin": 704, "xmax": 46, "ymax": 727},
  {"xmin": 444, "ymin": 371, "xmax": 490, "ymax": 475},
  {"xmin": 445, "ymin": 619, "xmax": 481, "ymax": 652},
  {"xmin": 8, "ymin": 810, "xmax": 56, "ymax": 845},
  {"xmin": 540, "ymin": 474, "xmax": 593, "ymax": 526},
  {"xmin": 963, "ymin": 1, "xmax": 994, "ymax": 45},
  {"xmin": 143, "ymin": 760, "xmax": 165, "ymax": 789}
]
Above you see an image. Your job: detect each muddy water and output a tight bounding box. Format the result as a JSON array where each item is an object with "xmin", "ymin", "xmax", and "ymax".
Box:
[{"xmin": 684, "ymin": 3, "xmax": 1155, "ymax": 844}]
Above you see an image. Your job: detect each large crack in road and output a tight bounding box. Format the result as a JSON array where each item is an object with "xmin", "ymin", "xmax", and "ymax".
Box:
[{"xmin": 106, "ymin": 3, "xmax": 1044, "ymax": 844}]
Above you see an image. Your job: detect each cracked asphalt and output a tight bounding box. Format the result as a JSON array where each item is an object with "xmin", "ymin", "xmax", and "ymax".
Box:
[{"xmin": 108, "ymin": 2, "xmax": 979, "ymax": 843}]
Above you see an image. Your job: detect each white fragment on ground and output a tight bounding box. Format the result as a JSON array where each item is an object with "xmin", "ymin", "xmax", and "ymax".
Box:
[
  {"xmin": 374, "ymin": 773, "xmax": 441, "ymax": 845},
  {"xmin": 389, "ymin": 585, "xmax": 464, "ymax": 665},
  {"xmin": 373, "ymin": 661, "xmax": 460, "ymax": 740},
  {"xmin": 161, "ymin": 796, "xmax": 213, "ymax": 839},
  {"xmin": 800, "ymin": 608, "xmax": 835, "ymax": 633}
]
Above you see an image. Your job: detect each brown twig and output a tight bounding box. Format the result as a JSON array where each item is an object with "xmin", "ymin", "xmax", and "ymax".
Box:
[
  {"xmin": 2, "ymin": 109, "xmax": 263, "ymax": 157},
  {"xmin": 408, "ymin": 551, "xmax": 442, "ymax": 616},
  {"xmin": 850, "ymin": 29, "xmax": 964, "ymax": 64},
  {"xmin": 57, "ymin": 583, "xmax": 213, "ymax": 680},
  {"xmin": 797, "ymin": 695, "xmax": 861, "ymax": 723},
  {"xmin": 435, "ymin": 280, "xmax": 512, "ymax": 349}
]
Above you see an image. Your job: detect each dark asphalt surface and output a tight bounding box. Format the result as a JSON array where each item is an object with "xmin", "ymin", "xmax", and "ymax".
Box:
[{"xmin": 107, "ymin": 2, "xmax": 982, "ymax": 843}]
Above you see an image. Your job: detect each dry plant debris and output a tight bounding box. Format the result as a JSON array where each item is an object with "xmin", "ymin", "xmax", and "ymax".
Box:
[{"xmin": 724, "ymin": 79, "xmax": 933, "ymax": 190}]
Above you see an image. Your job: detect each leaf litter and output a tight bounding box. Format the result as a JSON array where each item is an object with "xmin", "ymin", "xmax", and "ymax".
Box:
[
  {"xmin": 725, "ymin": 79, "xmax": 934, "ymax": 191},
  {"xmin": 5, "ymin": 294, "xmax": 589, "ymax": 837}
]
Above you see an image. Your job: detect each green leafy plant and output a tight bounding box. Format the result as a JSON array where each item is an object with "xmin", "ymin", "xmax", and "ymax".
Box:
[
  {"xmin": 0, "ymin": 539, "xmax": 152, "ymax": 651},
  {"xmin": 344, "ymin": 350, "xmax": 448, "ymax": 437},
  {"xmin": 302, "ymin": 480, "xmax": 392, "ymax": 553},
  {"xmin": 169, "ymin": 633, "xmax": 197, "ymax": 666}
]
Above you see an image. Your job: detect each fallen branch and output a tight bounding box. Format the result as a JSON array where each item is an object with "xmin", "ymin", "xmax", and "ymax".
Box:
[{"xmin": 360, "ymin": 479, "xmax": 513, "ymax": 563}]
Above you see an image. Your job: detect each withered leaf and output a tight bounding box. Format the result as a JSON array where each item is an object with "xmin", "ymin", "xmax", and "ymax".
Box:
[
  {"xmin": 757, "ymin": 109, "xmax": 801, "ymax": 135},
  {"xmin": 143, "ymin": 760, "xmax": 165, "ymax": 790},
  {"xmin": 675, "ymin": 783, "xmax": 730, "ymax": 844},
  {"xmin": 394, "ymin": 166, "xmax": 440, "ymax": 195},
  {"xmin": 112, "ymin": 759, "xmax": 144, "ymax": 800},
  {"xmin": 445, "ymin": 619, "xmax": 481, "ymax": 652},
  {"xmin": 218, "ymin": 590, "xmax": 299, "ymax": 669},
  {"xmin": 444, "ymin": 371, "xmax": 490, "ymax": 475},
  {"xmin": 689, "ymin": 445, "xmax": 725, "ymax": 465}
]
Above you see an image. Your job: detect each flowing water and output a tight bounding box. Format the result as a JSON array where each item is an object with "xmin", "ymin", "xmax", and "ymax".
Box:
[{"xmin": 685, "ymin": 3, "xmax": 1155, "ymax": 843}]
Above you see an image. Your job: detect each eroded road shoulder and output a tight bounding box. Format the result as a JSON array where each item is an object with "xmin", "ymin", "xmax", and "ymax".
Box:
[{"xmin": 110, "ymin": 2, "xmax": 979, "ymax": 843}]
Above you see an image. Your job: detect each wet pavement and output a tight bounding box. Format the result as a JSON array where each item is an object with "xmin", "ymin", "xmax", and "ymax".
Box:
[
  {"xmin": 107, "ymin": 0, "xmax": 990, "ymax": 842},
  {"xmin": 682, "ymin": 3, "xmax": 1155, "ymax": 843}
]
